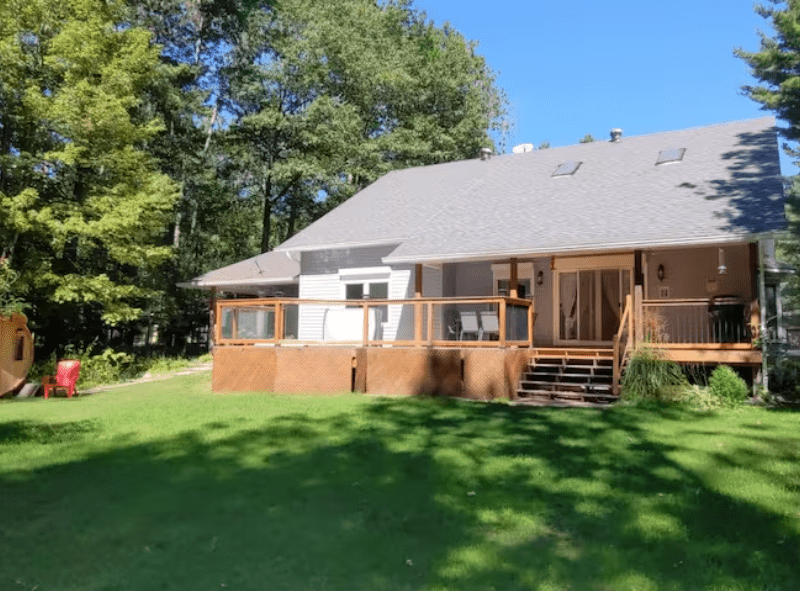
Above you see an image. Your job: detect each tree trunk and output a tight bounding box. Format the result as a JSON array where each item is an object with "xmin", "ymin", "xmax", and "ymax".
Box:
[{"xmin": 260, "ymin": 176, "xmax": 272, "ymax": 253}]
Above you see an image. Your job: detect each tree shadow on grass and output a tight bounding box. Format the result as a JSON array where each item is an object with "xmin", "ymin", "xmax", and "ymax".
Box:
[{"xmin": 1, "ymin": 399, "xmax": 799, "ymax": 590}]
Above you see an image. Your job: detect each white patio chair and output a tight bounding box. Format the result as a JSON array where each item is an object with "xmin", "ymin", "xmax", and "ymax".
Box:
[
  {"xmin": 479, "ymin": 311, "xmax": 500, "ymax": 340},
  {"xmin": 459, "ymin": 311, "xmax": 480, "ymax": 340}
]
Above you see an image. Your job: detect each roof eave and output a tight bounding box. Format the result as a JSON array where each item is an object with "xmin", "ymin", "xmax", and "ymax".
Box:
[{"xmin": 382, "ymin": 233, "xmax": 777, "ymax": 265}]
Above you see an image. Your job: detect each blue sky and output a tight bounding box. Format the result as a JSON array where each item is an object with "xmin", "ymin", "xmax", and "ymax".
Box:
[{"xmin": 416, "ymin": 0, "xmax": 795, "ymax": 176}]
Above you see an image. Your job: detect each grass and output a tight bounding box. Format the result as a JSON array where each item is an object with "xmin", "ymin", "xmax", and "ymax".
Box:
[{"xmin": 2, "ymin": 375, "xmax": 800, "ymax": 591}]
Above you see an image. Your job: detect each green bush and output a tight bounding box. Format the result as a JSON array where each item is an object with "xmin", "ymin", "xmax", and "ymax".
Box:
[
  {"xmin": 708, "ymin": 365, "xmax": 749, "ymax": 406},
  {"xmin": 768, "ymin": 356, "xmax": 800, "ymax": 403},
  {"xmin": 30, "ymin": 344, "xmax": 201, "ymax": 390},
  {"xmin": 621, "ymin": 346, "xmax": 688, "ymax": 402}
]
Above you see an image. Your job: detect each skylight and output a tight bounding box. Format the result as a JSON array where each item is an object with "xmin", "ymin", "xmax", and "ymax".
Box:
[
  {"xmin": 552, "ymin": 161, "xmax": 582, "ymax": 177},
  {"xmin": 656, "ymin": 148, "xmax": 686, "ymax": 165}
]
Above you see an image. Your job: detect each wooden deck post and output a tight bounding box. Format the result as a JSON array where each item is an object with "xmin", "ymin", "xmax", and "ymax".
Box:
[
  {"xmin": 527, "ymin": 301, "xmax": 535, "ymax": 347},
  {"xmin": 427, "ymin": 302, "xmax": 434, "ymax": 346},
  {"xmin": 509, "ymin": 258, "xmax": 518, "ymax": 299},
  {"xmin": 634, "ymin": 285, "xmax": 643, "ymax": 346},
  {"xmin": 275, "ymin": 301, "xmax": 284, "ymax": 343},
  {"xmin": 362, "ymin": 302, "xmax": 370, "ymax": 346},
  {"xmin": 613, "ymin": 334, "xmax": 620, "ymax": 395},
  {"xmin": 414, "ymin": 264, "xmax": 423, "ymax": 345},
  {"xmin": 214, "ymin": 298, "xmax": 222, "ymax": 348},
  {"xmin": 758, "ymin": 239, "xmax": 769, "ymax": 391},
  {"xmin": 499, "ymin": 298, "xmax": 507, "ymax": 347},
  {"xmin": 209, "ymin": 287, "xmax": 218, "ymax": 352}
]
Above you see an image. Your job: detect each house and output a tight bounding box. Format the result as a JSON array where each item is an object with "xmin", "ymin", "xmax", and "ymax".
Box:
[{"xmin": 183, "ymin": 117, "xmax": 786, "ymax": 402}]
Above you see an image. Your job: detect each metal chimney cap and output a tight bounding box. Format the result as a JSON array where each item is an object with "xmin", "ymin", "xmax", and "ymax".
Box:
[
  {"xmin": 479, "ymin": 147, "xmax": 493, "ymax": 160},
  {"xmin": 610, "ymin": 128, "xmax": 623, "ymax": 142}
]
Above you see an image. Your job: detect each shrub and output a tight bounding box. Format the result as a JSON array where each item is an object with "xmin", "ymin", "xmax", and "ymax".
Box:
[
  {"xmin": 708, "ymin": 365, "xmax": 749, "ymax": 406},
  {"xmin": 767, "ymin": 356, "xmax": 800, "ymax": 404},
  {"xmin": 621, "ymin": 345, "xmax": 688, "ymax": 402}
]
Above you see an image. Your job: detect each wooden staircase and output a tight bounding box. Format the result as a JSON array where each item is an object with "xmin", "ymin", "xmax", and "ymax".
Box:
[{"xmin": 516, "ymin": 348, "xmax": 619, "ymax": 406}]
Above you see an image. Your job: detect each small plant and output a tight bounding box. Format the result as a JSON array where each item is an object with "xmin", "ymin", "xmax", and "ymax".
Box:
[
  {"xmin": 708, "ymin": 365, "xmax": 749, "ymax": 406},
  {"xmin": 621, "ymin": 345, "xmax": 687, "ymax": 402}
]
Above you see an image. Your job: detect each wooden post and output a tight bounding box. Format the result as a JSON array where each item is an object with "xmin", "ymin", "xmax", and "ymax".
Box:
[
  {"xmin": 634, "ymin": 285, "xmax": 643, "ymax": 346},
  {"xmin": 509, "ymin": 258, "xmax": 518, "ymax": 299},
  {"xmin": 232, "ymin": 307, "xmax": 239, "ymax": 340},
  {"xmin": 527, "ymin": 301, "xmax": 535, "ymax": 348},
  {"xmin": 499, "ymin": 298, "xmax": 507, "ymax": 347},
  {"xmin": 362, "ymin": 302, "xmax": 369, "ymax": 346},
  {"xmin": 427, "ymin": 302, "xmax": 434, "ymax": 346},
  {"xmin": 209, "ymin": 287, "xmax": 218, "ymax": 352},
  {"xmin": 214, "ymin": 298, "xmax": 222, "ymax": 347},
  {"xmin": 758, "ymin": 239, "xmax": 769, "ymax": 391},
  {"xmin": 414, "ymin": 264, "xmax": 423, "ymax": 345},
  {"xmin": 275, "ymin": 301, "xmax": 284, "ymax": 343},
  {"xmin": 612, "ymin": 334, "xmax": 620, "ymax": 396},
  {"xmin": 626, "ymin": 294, "xmax": 633, "ymax": 343}
]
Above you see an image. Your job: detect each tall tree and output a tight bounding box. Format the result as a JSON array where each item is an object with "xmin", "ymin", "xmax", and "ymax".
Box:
[
  {"xmin": 225, "ymin": 0, "xmax": 508, "ymax": 253},
  {"xmin": 736, "ymin": 0, "xmax": 800, "ymax": 314},
  {"xmin": 0, "ymin": 0, "xmax": 178, "ymax": 351}
]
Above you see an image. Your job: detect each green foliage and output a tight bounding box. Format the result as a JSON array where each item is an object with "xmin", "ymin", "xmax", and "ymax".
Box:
[
  {"xmin": 579, "ymin": 133, "xmax": 596, "ymax": 144},
  {"xmin": 225, "ymin": 0, "xmax": 508, "ymax": 251},
  {"xmin": 708, "ymin": 365, "xmax": 750, "ymax": 406},
  {"xmin": 768, "ymin": 355, "xmax": 800, "ymax": 403},
  {"xmin": 621, "ymin": 345, "xmax": 688, "ymax": 402},
  {"xmin": 0, "ymin": 257, "xmax": 26, "ymax": 317},
  {"xmin": 0, "ymin": 0, "xmax": 178, "ymax": 345},
  {"xmin": 31, "ymin": 342, "xmax": 200, "ymax": 388},
  {"xmin": 736, "ymin": 3, "xmax": 800, "ymax": 316}
]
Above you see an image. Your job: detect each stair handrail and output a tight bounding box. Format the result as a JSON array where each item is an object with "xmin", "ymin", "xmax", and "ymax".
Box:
[{"xmin": 612, "ymin": 294, "xmax": 633, "ymax": 396}]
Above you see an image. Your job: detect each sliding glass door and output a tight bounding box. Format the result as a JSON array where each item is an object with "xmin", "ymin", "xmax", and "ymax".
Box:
[{"xmin": 557, "ymin": 268, "xmax": 631, "ymax": 344}]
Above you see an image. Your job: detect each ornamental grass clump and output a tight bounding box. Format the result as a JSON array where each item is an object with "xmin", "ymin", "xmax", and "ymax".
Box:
[
  {"xmin": 621, "ymin": 345, "xmax": 688, "ymax": 402},
  {"xmin": 708, "ymin": 365, "xmax": 749, "ymax": 407}
]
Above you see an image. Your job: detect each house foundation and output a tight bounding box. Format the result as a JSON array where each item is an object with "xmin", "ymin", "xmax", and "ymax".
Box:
[{"xmin": 212, "ymin": 346, "xmax": 530, "ymax": 400}]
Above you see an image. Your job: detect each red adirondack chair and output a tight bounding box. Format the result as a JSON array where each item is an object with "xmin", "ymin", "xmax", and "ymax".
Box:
[{"xmin": 43, "ymin": 359, "xmax": 81, "ymax": 399}]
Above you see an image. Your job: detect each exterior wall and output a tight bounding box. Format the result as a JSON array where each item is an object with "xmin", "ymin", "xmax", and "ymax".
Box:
[
  {"xmin": 213, "ymin": 346, "xmax": 357, "ymax": 393},
  {"xmin": 298, "ymin": 245, "xmax": 398, "ymax": 340},
  {"xmin": 531, "ymin": 258, "xmax": 554, "ymax": 346},
  {"xmin": 213, "ymin": 346, "xmax": 529, "ymax": 400},
  {"xmin": 645, "ymin": 244, "xmax": 751, "ymax": 300}
]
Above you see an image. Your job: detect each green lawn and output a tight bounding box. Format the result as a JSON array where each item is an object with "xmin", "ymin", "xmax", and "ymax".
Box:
[{"xmin": 2, "ymin": 374, "xmax": 799, "ymax": 591}]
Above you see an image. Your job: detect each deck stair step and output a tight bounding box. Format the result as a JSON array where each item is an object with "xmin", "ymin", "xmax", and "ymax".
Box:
[{"xmin": 516, "ymin": 347, "xmax": 619, "ymax": 406}]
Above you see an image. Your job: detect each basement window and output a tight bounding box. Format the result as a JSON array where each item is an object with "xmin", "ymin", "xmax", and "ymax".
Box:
[
  {"xmin": 552, "ymin": 161, "xmax": 582, "ymax": 177},
  {"xmin": 656, "ymin": 147, "xmax": 686, "ymax": 165}
]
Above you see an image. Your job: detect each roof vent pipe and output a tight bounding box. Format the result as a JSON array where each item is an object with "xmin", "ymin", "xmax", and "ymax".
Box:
[
  {"xmin": 479, "ymin": 147, "xmax": 493, "ymax": 160},
  {"xmin": 610, "ymin": 128, "xmax": 623, "ymax": 143}
]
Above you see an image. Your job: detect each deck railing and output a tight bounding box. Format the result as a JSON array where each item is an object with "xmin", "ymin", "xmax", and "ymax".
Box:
[
  {"xmin": 612, "ymin": 294, "xmax": 633, "ymax": 395},
  {"xmin": 641, "ymin": 297, "xmax": 755, "ymax": 345},
  {"xmin": 215, "ymin": 296, "xmax": 535, "ymax": 348}
]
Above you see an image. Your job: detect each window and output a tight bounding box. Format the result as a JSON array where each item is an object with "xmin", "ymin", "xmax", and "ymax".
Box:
[
  {"xmin": 14, "ymin": 330, "xmax": 24, "ymax": 361},
  {"xmin": 656, "ymin": 148, "xmax": 686, "ymax": 165},
  {"xmin": 552, "ymin": 161, "xmax": 582, "ymax": 177},
  {"xmin": 497, "ymin": 279, "xmax": 530, "ymax": 299}
]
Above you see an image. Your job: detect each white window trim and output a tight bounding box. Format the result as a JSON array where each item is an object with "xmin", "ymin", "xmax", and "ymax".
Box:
[{"xmin": 339, "ymin": 267, "xmax": 391, "ymax": 300}]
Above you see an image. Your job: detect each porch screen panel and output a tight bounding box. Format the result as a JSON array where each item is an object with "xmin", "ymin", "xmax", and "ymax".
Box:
[
  {"xmin": 601, "ymin": 269, "xmax": 621, "ymax": 341},
  {"xmin": 560, "ymin": 272, "xmax": 578, "ymax": 340},
  {"xmin": 579, "ymin": 271, "xmax": 594, "ymax": 341}
]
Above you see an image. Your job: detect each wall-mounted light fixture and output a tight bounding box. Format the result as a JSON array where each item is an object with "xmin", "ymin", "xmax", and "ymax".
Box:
[
  {"xmin": 536, "ymin": 270, "xmax": 544, "ymax": 286},
  {"xmin": 717, "ymin": 248, "xmax": 727, "ymax": 275},
  {"xmin": 657, "ymin": 264, "xmax": 665, "ymax": 282}
]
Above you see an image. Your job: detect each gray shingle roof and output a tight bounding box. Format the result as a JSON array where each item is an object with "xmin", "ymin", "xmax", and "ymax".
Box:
[
  {"xmin": 180, "ymin": 250, "xmax": 299, "ymax": 289},
  {"xmin": 279, "ymin": 117, "xmax": 785, "ymax": 264}
]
